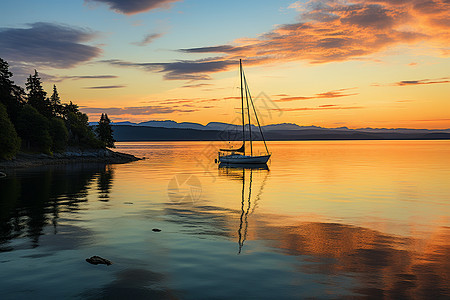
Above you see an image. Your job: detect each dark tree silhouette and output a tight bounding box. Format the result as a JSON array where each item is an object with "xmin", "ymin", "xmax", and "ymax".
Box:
[
  {"xmin": 65, "ymin": 110, "xmax": 101, "ymax": 148},
  {"xmin": 96, "ymin": 113, "xmax": 115, "ymax": 148},
  {"xmin": 0, "ymin": 58, "xmax": 25, "ymax": 124},
  {"xmin": 62, "ymin": 101, "xmax": 79, "ymax": 116},
  {"xmin": 16, "ymin": 105, "xmax": 52, "ymax": 153},
  {"xmin": 26, "ymin": 70, "xmax": 52, "ymax": 118},
  {"xmin": 0, "ymin": 57, "xmax": 105, "ymax": 154},
  {"xmin": 0, "ymin": 103, "xmax": 21, "ymax": 159},
  {"xmin": 49, "ymin": 117, "xmax": 68, "ymax": 152},
  {"xmin": 50, "ymin": 85, "xmax": 62, "ymax": 116}
]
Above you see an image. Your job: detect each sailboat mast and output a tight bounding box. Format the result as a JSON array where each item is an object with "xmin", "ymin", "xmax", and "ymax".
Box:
[
  {"xmin": 240, "ymin": 59, "xmax": 246, "ymax": 155},
  {"xmin": 243, "ymin": 72, "xmax": 253, "ymax": 156}
]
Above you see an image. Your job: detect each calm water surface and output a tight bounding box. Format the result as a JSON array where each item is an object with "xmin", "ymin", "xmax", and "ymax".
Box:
[{"xmin": 0, "ymin": 140, "xmax": 449, "ymax": 299}]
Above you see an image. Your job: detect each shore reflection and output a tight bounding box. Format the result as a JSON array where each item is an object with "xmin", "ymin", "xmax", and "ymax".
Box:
[{"xmin": 0, "ymin": 163, "xmax": 114, "ymax": 251}]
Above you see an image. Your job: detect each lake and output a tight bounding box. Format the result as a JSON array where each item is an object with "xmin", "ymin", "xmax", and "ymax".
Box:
[{"xmin": 0, "ymin": 140, "xmax": 449, "ymax": 299}]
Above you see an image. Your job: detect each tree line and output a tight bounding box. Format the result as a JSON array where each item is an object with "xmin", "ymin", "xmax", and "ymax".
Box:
[{"xmin": 0, "ymin": 57, "xmax": 115, "ymax": 160}]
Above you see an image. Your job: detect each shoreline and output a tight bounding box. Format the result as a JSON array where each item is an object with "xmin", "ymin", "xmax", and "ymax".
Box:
[{"xmin": 0, "ymin": 148, "xmax": 141, "ymax": 170}]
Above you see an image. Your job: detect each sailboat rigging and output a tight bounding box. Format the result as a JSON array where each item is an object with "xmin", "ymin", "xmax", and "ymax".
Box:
[{"xmin": 218, "ymin": 60, "xmax": 271, "ymax": 164}]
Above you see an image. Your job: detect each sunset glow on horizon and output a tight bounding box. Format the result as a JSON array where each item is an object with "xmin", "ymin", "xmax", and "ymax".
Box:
[{"xmin": 1, "ymin": 0, "xmax": 449, "ymax": 129}]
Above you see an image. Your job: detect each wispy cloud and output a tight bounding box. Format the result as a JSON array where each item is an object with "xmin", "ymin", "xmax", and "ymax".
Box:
[
  {"xmin": 273, "ymin": 106, "xmax": 364, "ymax": 112},
  {"xmin": 41, "ymin": 73, "xmax": 118, "ymax": 83},
  {"xmin": 84, "ymin": 85, "xmax": 126, "ymax": 89},
  {"xmin": 275, "ymin": 88, "xmax": 358, "ymax": 102},
  {"xmin": 70, "ymin": 75, "xmax": 118, "ymax": 80},
  {"xmin": 115, "ymin": 0, "xmax": 448, "ymax": 80},
  {"xmin": 181, "ymin": 1, "xmax": 427, "ymax": 65},
  {"xmin": 181, "ymin": 83, "xmax": 213, "ymax": 88},
  {"xmin": 412, "ymin": 118, "xmax": 450, "ymax": 122},
  {"xmin": 85, "ymin": 0, "xmax": 180, "ymax": 15},
  {"xmin": 394, "ymin": 77, "xmax": 450, "ymax": 86},
  {"xmin": 0, "ymin": 22, "xmax": 101, "ymax": 69},
  {"xmin": 81, "ymin": 105, "xmax": 198, "ymax": 116},
  {"xmin": 133, "ymin": 33, "xmax": 164, "ymax": 46},
  {"xmin": 102, "ymin": 58, "xmax": 235, "ymax": 80}
]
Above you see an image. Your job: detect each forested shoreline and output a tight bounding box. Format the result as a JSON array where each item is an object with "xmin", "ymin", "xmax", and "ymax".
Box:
[{"xmin": 0, "ymin": 57, "xmax": 116, "ymax": 161}]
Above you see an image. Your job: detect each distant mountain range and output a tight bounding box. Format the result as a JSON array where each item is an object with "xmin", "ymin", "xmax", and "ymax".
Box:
[
  {"xmin": 94, "ymin": 120, "xmax": 450, "ymax": 141},
  {"xmin": 90, "ymin": 120, "xmax": 450, "ymax": 134}
]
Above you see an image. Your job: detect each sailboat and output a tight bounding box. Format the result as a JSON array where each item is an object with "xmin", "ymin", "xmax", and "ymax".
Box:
[{"xmin": 218, "ymin": 60, "xmax": 271, "ymax": 164}]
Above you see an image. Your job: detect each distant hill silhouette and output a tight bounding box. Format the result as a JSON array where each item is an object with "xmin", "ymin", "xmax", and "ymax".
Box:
[
  {"xmin": 89, "ymin": 119, "xmax": 450, "ymax": 135},
  {"xmin": 111, "ymin": 124, "xmax": 450, "ymax": 141}
]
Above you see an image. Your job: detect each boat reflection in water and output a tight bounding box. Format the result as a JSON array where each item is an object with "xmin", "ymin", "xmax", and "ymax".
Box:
[{"xmin": 218, "ymin": 162, "xmax": 269, "ymax": 254}]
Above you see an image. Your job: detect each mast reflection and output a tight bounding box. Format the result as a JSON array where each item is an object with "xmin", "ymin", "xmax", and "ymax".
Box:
[{"xmin": 218, "ymin": 163, "xmax": 269, "ymax": 254}]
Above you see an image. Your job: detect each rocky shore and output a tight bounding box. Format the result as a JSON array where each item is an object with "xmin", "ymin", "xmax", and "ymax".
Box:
[{"xmin": 0, "ymin": 148, "xmax": 140, "ymax": 169}]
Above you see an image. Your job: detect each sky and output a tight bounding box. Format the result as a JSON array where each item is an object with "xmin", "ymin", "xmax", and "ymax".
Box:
[{"xmin": 0, "ymin": 0, "xmax": 449, "ymax": 129}]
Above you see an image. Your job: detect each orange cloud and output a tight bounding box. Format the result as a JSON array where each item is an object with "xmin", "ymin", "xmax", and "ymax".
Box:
[
  {"xmin": 275, "ymin": 88, "xmax": 358, "ymax": 102},
  {"xmin": 133, "ymin": 0, "xmax": 448, "ymax": 80},
  {"xmin": 272, "ymin": 106, "xmax": 364, "ymax": 112}
]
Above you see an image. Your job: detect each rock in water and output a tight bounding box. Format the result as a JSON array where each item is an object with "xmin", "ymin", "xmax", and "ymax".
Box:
[
  {"xmin": 152, "ymin": 228, "xmax": 161, "ymax": 232},
  {"xmin": 86, "ymin": 256, "xmax": 112, "ymax": 265}
]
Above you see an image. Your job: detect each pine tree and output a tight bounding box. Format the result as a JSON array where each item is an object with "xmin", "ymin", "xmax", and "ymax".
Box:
[
  {"xmin": 65, "ymin": 110, "xmax": 101, "ymax": 148},
  {"xmin": 95, "ymin": 113, "xmax": 115, "ymax": 148},
  {"xmin": 0, "ymin": 57, "xmax": 25, "ymax": 124},
  {"xmin": 50, "ymin": 85, "xmax": 62, "ymax": 116},
  {"xmin": 62, "ymin": 101, "xmax": 79, "ymax": 117},
  {"xmin": 50, "ymin": 85, "xmax": 60, "ymax": 106},
  {"xmin": 26, "ymin": 70, "xmax": 52, "ymax": 118}
]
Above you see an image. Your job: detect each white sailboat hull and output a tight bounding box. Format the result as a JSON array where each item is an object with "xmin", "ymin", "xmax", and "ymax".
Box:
[{"xmin": 219, "ymin": 154, "xmax": 271, "ymax": 164}]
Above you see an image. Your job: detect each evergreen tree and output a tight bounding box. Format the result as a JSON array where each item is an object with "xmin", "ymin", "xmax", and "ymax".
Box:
[
  {"xmin": 49, "ymin": 117, "xmax": 68, "ymax": 152},
  {"xmin": 0, "ymin": 58, "xmax": 25, "ymax": 124},
  {"xmin": 16, "ymin": 105, "xmax": 52, "ymax": 154},
  {"xmin": 1, "ymin": 59, "xmax": 103, "ymax": 153},
  {"xmin": 95, "ymin": 113, "xmax": 115, "ymax": 148},
  {"xmin": 26, "ymin": 70, "xmax": 52, "ymax": 118},
  {"xmin": 50, "ymin": 85, "xmax": 62, "ymax": 116},
  {"xmin": 0, "ymin": 103, "xmax": 21, "ymax": 160},
  {"xmin": 0, "ymin": 58, "xmax": 13, "ymax": 90},
  {"xmin": 62, "ymin": 101, "xmax": 79, "ymax": 117},
  {"xmin": 65, "ymin": 111, "xmax": 102, "ymax": 148}
]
